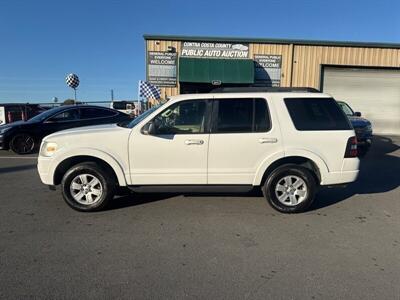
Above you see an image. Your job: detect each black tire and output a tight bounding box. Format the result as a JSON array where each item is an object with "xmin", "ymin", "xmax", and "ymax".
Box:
[
  {"xmin": 263, "ymin": 164, "xmax": 317, "ymax": 213},
  {"xmin": 9, "ymin": 133, "xmax": 36, "ymax": 154},
  {"xmin": 61, "ymin": 162, "xmax": 116, "ymax": 212}
]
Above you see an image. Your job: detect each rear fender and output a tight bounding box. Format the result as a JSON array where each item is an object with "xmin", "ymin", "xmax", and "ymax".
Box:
[{"xmin": 253, "ymin": 149, "xmax": 329, "ymax": 185}]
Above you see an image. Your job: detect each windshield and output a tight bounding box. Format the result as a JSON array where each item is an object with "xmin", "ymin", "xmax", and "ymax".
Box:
[
  {"xmin": 337, "ymin": 101, "xmax": 354, "ymax": 116},
  {"xmin": 123, "ymin": 104, "xmax": 164, "ymax": 128},
  {"xmin": 28, "ymin": 106, "xmax": 66, "ymax": 122}
]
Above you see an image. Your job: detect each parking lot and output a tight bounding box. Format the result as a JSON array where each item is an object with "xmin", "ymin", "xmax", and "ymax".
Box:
[{"xmin": 0, "ymin": 135, "xmax": 399, "ymax": 299}]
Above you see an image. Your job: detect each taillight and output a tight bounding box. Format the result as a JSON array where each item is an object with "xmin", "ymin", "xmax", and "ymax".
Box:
[{"xmin": 344, "ymin": 136, "xmax": 358, "ymax": 158}]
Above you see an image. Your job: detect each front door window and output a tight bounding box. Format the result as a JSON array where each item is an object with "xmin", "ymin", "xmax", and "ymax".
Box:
[
  {"xmin": 47, "ymin": 109, "xmax": 79, "ymax": 122},
  {"xmin": 152, "ymin": 100, "xmax": 207, "ymax": 135}
]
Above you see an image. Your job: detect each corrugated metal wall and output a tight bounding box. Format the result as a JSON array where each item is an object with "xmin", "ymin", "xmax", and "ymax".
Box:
[
  {"xmin": 146, "ymin": 39, "xmax": 400, "ymax": 97},
  {"xmin": 292, "ymin": 46, "xmax": 400, "ymax": 88}
]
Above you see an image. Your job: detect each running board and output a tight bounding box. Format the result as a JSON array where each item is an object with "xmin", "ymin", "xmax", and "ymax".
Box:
[{"xmin": 128, "ymin": 185, "xmax": 254, "ymax": 194}]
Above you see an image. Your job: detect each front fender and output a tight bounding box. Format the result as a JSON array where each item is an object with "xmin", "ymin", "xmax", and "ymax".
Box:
[{"xmin": 50, "ymin": 148, "xmax": 128, "ymax": 186}]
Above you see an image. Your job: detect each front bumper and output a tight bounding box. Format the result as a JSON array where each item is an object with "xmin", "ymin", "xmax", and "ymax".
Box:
[
  {"xmin": 357, "ymin": 138, "xmax": 372, "ymax": 148},
  {"xmin": 0, "ymin": 134, "xmax": 6, "ymax": 150},
  {"xmin": 355, "ymin": 128, "xmax": 373, "ymax": 147},
  {"xmin": 37, "ymin": 156, "xmax": 54, "ymax": 185}
]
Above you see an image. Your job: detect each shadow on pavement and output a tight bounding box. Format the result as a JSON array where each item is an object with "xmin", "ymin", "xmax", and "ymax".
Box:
[
  {"xmin": 108, "ymin": 193, "xmax": 179, "ymax": 210},
  {"xmin": 0, "ymin": 164, "xmax": 37, "ymax": 174},
  {"xmin": 311, "ymin": 135, "xmax": 400, "ymax": 210},
  {"xmin": 107, "ymin": 135, "xmax": 399, "ymax": 211}
]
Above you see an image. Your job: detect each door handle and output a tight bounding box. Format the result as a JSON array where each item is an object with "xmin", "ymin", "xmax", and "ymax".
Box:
[
  {"xmin": 185, "ymin": 139, "xmax": 204, "ymax": 145},
  {"xmin": 259, "ymin": 138, "xmax": 278, "ymax": 144}
]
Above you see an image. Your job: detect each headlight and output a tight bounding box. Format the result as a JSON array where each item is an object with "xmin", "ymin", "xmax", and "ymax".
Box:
[
  {"xmin": 0, "ymin": 127, "xmax": 11, "ymax": 134},
  {"xmin": 40, "ymin": 142, "xmax": 58, "ymax": 157}
]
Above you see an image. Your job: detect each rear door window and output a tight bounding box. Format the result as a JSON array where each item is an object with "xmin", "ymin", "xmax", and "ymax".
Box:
[
  {"xmin": 284, "ymin": 98, "xmax": 351, "ymax": 131},
  {"xmin": 212, "ymin": 98, "xmax": 270, "ymax": 133},
  {"xmin": 80, "ymin": 107, "xmax": 117, "ymax": 119}
]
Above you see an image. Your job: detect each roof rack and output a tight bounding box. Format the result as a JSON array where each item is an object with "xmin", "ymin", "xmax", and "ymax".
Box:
[{"xmin": 211, "ymin": 87, "xmax": 320, "ymax": 93}]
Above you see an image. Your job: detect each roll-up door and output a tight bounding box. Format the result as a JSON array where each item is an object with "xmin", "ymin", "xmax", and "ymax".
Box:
[{"xmin": 323, "ymin": 67, "xmax": 400, "ymax": 135}]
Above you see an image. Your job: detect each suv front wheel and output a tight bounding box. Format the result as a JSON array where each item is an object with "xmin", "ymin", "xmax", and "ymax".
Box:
[
  {"xmin": 61, "ymin": 162, "xmax": 116, "ymax": 212},
  {"xmin": 263, "ymin": 164, "xmax": 316, "ymax": 213}
]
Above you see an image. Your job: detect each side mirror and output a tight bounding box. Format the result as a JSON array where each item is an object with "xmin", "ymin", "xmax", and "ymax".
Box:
[
  {"xmin": 354, "ymin": 112, "xmax": 362, "ymax": 117},
  {"xmin": 142, "ymin": 121, "xmax": 156, "ymax": 135}
]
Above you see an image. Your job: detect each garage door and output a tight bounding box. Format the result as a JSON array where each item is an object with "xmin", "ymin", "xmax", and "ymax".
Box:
[{"xmin": 323, "ymin": 67, "xmax": 400, "ymax": 135}]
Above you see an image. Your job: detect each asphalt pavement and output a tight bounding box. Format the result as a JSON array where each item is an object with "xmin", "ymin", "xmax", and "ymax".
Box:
[{"xmin": 0, "ymin": 135, "xmax": 399, "ymax": 299}]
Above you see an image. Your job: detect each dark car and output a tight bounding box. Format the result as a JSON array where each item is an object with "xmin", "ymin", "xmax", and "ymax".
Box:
[
  {"xmin": 337, "ymin": 101, "xmax": 373, "ymax": 156},
  {"xmin": 0, "ymin": 105, "xmax": 131, "ymax": 154}
]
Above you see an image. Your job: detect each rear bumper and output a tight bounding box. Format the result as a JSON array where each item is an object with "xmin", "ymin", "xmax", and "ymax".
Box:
[
  {"xmin": 321, "ymin": 157, "xmax": 359, "ymax": 185},
  {"xmin": 321, "ymin": 170, "xmax": 359, "ymax": 185}
]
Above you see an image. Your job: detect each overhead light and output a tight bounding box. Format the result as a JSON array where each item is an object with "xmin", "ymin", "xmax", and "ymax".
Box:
[
  {"xmin": 167, "ymin": 46, "xmax": 176, "ymax": 53},
  {"xmin": 212, "ymin": 80, "xmax": 222, "ymax": 86}
]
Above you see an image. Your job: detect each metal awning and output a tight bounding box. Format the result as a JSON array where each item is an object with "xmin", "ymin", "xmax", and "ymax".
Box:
[{"xmin": 179, "ymin": 57, "xmax": 254, "ymax": 84}]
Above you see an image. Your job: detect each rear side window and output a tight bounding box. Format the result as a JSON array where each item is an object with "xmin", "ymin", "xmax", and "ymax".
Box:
[
  {"xmin": 284, "ymin": 98, "xmax": 351, "ymax": 131},
  {"xmin": 80, "ymin": 107, "xmax": 117, "ymax": 119},
  {"xmin": 213, "ymin": 98, "xmax": 270, "ymax": 133}
]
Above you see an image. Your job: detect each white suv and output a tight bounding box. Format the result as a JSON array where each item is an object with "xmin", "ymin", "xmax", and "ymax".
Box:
[{"xmin": 38, "ymin": 88, "xmax": 359, "ymax": 213}]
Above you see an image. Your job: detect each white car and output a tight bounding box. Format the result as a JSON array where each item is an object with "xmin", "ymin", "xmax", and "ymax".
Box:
[{"xmin": 38, "ymin": 88, "xmax": 359, "ymax": 213}]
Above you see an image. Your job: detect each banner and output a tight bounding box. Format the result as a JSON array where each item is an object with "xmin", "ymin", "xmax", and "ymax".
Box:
[
  {"xmin": 254, "ymin": 55, "xmax": 282, "ymax": 86},
  {"xmin": 181, "ymin": 41, "xmax": 249, "ymax": 59},
  {"xmin": 147, "ymin": 51, "xmax": 177, "ymax": 87},
  {"xmin": 0, "ymin": 106, "xmax": 5, "ymax": 125}
]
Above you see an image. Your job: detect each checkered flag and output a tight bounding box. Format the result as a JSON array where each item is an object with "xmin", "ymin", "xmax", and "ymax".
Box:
[
  {"xmin": 139, "ymin": 80, "xmax": 161, "ymax": 99},
  {"xmin": 66, "ymin": 73, "xmax": 80, "ymax": 89}
]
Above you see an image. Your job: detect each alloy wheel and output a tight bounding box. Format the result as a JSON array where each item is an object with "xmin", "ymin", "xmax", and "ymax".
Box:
[
  {"xmin": 13, "ymin": 134, "xmax": 34, "ymax": 154},
  {"xmin": 70, "ymin": 174, "xmax": 103, "ymax": 205},
  {"xmin": 274, "ymin": 175, "xmax": 308, "ymax": 206}
]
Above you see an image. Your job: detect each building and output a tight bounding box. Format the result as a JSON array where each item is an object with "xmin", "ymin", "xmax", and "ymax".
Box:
[{"xmin": 144, "ymin": 34, "xmax": 400, "ymax": 135}]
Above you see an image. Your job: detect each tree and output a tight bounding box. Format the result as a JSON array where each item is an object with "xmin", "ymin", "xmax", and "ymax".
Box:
[{"xmin": 63, "ymin": 99, "xmax": 83, "ymax": 105}]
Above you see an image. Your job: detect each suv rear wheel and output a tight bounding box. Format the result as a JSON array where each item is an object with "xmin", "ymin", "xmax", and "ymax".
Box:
[
  {"xmin": 263, "ymin": 164, "xmax": 316, "ymax": 213},
  {"xmin": 61, "ymin": 162, "xmax": 116, "ymax": 212}
]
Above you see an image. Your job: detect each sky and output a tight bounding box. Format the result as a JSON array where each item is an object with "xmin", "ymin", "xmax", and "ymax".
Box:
[{"xmin": 0, "ymin": 0, "xmax": 399, "ymax": 103}]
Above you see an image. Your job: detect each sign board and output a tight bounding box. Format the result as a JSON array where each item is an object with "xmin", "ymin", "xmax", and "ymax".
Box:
[
  {"xmin": 0, "ymin": 106, "xmax": 5, "ymax": 125},
  {"xmin": 254, "ymin": 55, "xmax": 282, "ymax": 86},
  {"xmin": 181, "ymin": 41, "xmax": 249, "ymax": 59},
  {"xmin": 147, "ymin": 51, "xmax": 177, "ymax": 87}
]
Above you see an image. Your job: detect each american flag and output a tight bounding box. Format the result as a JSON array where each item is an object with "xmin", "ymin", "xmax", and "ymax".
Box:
[{"xmin": 139, "ymin": 80, "xmax": 161, "ymax": 99}]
